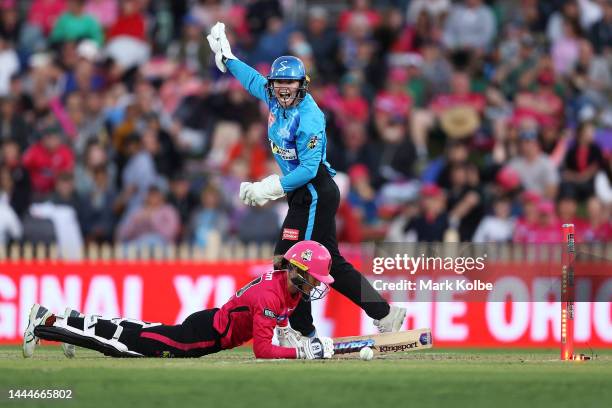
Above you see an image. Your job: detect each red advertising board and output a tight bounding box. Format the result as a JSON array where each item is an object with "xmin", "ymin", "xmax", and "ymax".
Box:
[{"xmin": 0, "ymin": 261, "xmax": 610, "ymax": 347}]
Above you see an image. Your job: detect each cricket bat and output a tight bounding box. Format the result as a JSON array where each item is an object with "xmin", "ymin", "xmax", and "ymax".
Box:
[{"xmin": 332, "ymin": 328, "xmax": 432, "ymax": 357}]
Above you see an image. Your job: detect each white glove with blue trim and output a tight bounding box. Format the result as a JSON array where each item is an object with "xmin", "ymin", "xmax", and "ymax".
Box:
[
  {"xmin": 206, "ymin": 22, "xmax": 236, "ymax": 73},
  {"xmin": 242, "ymin": 174, "xmax": 285, "ymax": 207}
]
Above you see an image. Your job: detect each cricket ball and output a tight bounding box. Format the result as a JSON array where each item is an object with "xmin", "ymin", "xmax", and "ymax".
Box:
[{"xmin": 359, "ymin": 346, "xmax": 374, "ymax": 361}]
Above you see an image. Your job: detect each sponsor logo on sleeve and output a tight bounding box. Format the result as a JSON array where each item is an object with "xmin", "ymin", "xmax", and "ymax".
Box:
[
  {"xmin": 282, "ymin": 228, "xmax": 300, "ymax": 241},
  {"xmin": 263, "ymin": 309, "xmax": 278, "ymax": 319},
  {"xmin": 270, "ymin": 141, "xmax": 298, "ymax": 160}
]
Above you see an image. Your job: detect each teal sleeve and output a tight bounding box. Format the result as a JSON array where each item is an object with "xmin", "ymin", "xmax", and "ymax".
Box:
[
  {"xmin": 226, "ymin": 59, "xmax": 269, "ymax": 103},
  {"xmin": 89, "ymin": 17, "xmax": 104, "ymax": 47},
  {"xmin": 50, "ymin": 15, "xmax": 66, "ymax": 42},
  {"xmin": 280, "ymin": 116, "xmax": 324, "ymax": 192}
]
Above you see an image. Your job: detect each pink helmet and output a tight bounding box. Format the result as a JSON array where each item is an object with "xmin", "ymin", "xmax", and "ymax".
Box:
[{"xmin": 283, "ymin": 240, "xmax": 334, "ymax": 284}]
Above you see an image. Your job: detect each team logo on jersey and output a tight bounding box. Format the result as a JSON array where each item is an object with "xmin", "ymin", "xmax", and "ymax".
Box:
[
  {"xmin": 307, "ymin": 135, "xmax": 318, "ymax": 149},
  {"xmin": 263, "ymin": 309, "xmax": 278, "ymax": 319},
  {"xmin": 301, "ymin": 249, "xmax": 313, "ymax": 262},
  {"xmin": 270, "ymin": 140, "xmax": 297, "ymax": 160}
]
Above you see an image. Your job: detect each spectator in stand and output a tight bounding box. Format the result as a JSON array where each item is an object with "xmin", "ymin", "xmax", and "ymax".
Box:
[
  {"xmin": 442, "ymin": 0, "xmax": 496, "ymax": 53},
  {"xmin": 534, "ymin": 200, "xmax": 562, "ymax": 243},
  {"xmin": 80, "ymin": 164, "xmax": 116, "ymax": 243},
  {"xmin": 333, "ymin": 172, "xmax": 364, "ymax": 243},
  {"xmin": 74, "ymin": 141, "xmax": 113, "ymax": 195},
  {"xmin": 250, "ymin": 15, "xmax": 294, "ymax": 65},
  {"xmin": 0, "ymin": 164, "xmax": 22, "ymax": 245},
  {"xmin": 0, "ymin": 2, "xmax": 22, "ymax": 47},
  {"xmin": 50, "ymin": 170, "xmax": 79, "ymax": 206},
  {"xmin": 245, "ymin": 0, "xmax": 282, "ymax": 40},
  {"xmin": 167, "ymin": 14, "xmax": 211, "ymax": 75},
  {"xmin": 107, "ymin": 0, "xmax": 145, "ymax": 41},
  {"xmin": 472, "ymin": 195, "xmax": 515, "ymax": 243},
  {"xmin": 167, "ymin": 173, "xmax": 198, "ymax": 230},
  {"xmin": 406, "ymin": 0, "xmax": 450, "ymax": 25},
  {"xmin": 117, "ymin": 133, "xmax": 163, "ymax": 215},
  {"xmin": 0, "ymin": 34, "xmax": 18, "ymax": 97},
  {"xmin": 402, "ymin": 183, "xmax": 448, "ymax": 242},
  {"xmin": 84, "ymin": 0, "xmax": 118, "ymax": 30},
  {"xmin": 347, "ymin": 164, "xmax": 378, "ymax": 225},
  {"xmin": 303, "ymin": 7, "xmax": 339, "ymax": 83},
  {"xmin": 589, "ymin": 0, "xmax": 612, "ymax": 55},
  {"xmin": 375, "ymin": 115, "xmax": 417, "ymax": 185},
  {"xmin": 22, "ymin": 125, "xmax": 75, "ymax": 197},
  {"xmin": 551, "ymin": 18, "xmax": 582, "ymax": 76},
  {"xmin": 410, "ymin": 71, "xmax": 485, "ymax": 157},
  {"xmin": 141, "ymin": 114, "xmax": 181, "ymax": 180},
  {"xmin": 1, "ymin": 138, "xmax": 31, "ymax": 216},
  {"xmin": 508, "ymin": 127, "xmax": 560, "ymax": 200},
  {"xmin": 446, "ymin": 162, "xmax": 484, "ymax": 241},
  {"xmin": 50, "ymin": 0, "xmax": 104, "ymax": 46},
  {"xmin": 547, "ymin": 0, "xmax": 581, "ymax": 43},
  {"xmin": 373, "ymin": 67, "xmax": 412, "ymax": 133},
  {"xmin": 338, "ymin": 0, "xmax": 381, "ymax": 33},
  {"xmin": 237, "ymin": 205, "xmax": 280, "ymax": 244},
  {"xmin": 514, "ymin": 67, "xmax": 564, "ymax": 130},
  {"xmin": 595, "ymin": 154, "xmax": 612, "ymax": 207},
  {"xmin": 334, "ymin": 72, "xmax": 370, "ymax": 127},
  {"xmin": 582, "ymin": 196, "xmax": 612, "ymax": 242},
  {"xmin": 327, "ymin": 120, "xmax": 379, "ymax": 178},
  {"xmin": 569, "ymin": 39, "xmax": 611, "ymax": 109},
  {"xmin": 116, "ymin": 185, "xmax": 180, "ymax": 246},
  {"xmin": 513, "ymin": 190, "xmax": 541, "ymax": 243},
  {"xmin": 189, "ymin": 0, "xmax": 230, "ymax": 32},
  {"xmin": 424, "ymin": 140, "xmax": 470, "ymax": 190},
  {"xmin": 28, "ymin": 0, "xmax": 67, "ymax": 36},
  {"xmin": 211, "ymin": 79, "xmax": 261, "ymax": 130},
  {"xmin": 562, "ymin": 121, "xmax": 604, "ymax": 200},
  {"xmin": 104, "ymin": 0, "xmax": 149, "ymax": 70},
  {"xmin": 556, "ymin": 187, "xmax": 587, "ymax": 232},
  {"xmin": 189, "ymin": 183, "xmax": 229, "ymax": 247},
  {"xmin": 223, "ymin": 122, "xmax": 268, "ymax": 182},
  {"xmin": 0, "ymin": 95, "xmax": 31, "ymax": 150}
]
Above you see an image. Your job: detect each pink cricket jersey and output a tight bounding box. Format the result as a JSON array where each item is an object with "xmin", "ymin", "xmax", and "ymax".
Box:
[{"xmin": 213, "ymin": 270, "xmax": 301, "ymax": 359}]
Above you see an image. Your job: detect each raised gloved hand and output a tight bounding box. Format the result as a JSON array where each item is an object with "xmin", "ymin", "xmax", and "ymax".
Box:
[
  {"xmin": 275, "ymin": 326, "xmax": 302, "ymax": 348},
  {"xmin": 206, "ymin": 22, "xmax": 236, "ymax": 73},
  {"xmin": 239, "ymin": 182, "xmax": 256, "ymax": 206},
  {"xmin": 297, "ymin": 336, "xmax": 334, "ymax": 360},
  {"xmin": 243, "ymin": 174, "xmax": 285, "ymax": 207}
]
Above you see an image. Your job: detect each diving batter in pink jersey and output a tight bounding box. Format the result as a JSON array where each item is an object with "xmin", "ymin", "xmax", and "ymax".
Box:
[{"xmin": 23, "ymin": 241, "xmax": 335, "ymax": 360}]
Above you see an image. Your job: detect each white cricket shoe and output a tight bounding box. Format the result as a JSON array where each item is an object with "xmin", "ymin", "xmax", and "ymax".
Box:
[
  {"xmin": 23, "ymin": 304, "xmax": 53, "ymax": 358},
  {"xmin": 373, "ymin": 305, "xmax": 407, "ymax": 333},
  {"xmin": 61, "ymin": 307, "xmax": 80, "ymax": 358}
]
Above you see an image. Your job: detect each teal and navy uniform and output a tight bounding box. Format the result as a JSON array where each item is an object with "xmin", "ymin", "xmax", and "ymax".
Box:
[{"xmin": 227, "ymin": 59, "xmax": 389, "ymax": 335}]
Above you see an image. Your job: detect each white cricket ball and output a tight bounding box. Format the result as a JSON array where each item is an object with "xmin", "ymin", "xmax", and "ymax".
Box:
[{"xmin": 359, "ymin": 346, "xmax": 374, "ymax": 361}]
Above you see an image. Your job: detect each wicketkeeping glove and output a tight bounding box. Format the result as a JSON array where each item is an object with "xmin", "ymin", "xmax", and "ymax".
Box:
[
  {"xmin": 206, "ymin": 21, "xmax": 237, "ymax": 73},
  {"xmin": 243, "ymin": 174, "xmax": 285, "ymax": 207},
  {"xmin": 276, "ymin": 326, "xmax": 302, "ymax": 348},
  {"xmin": 297, "ymin": 336, "xmax": 334, "ymax": 360}
]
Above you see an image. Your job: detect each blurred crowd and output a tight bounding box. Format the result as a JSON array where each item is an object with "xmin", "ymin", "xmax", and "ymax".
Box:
[{"xmin": 0, "ymin": 0, "xmax": 611, "ymax": 256}]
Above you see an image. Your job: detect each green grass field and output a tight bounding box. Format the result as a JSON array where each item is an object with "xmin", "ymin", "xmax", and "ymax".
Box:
[{"xmin": 1, "ymin": 346, "xmax": 610, "ymax": 408}]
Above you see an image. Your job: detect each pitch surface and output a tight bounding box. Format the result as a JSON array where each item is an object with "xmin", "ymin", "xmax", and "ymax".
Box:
[{"xmin": 1, "ymin": 346, "xmax": 610, "ymax": 408}]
